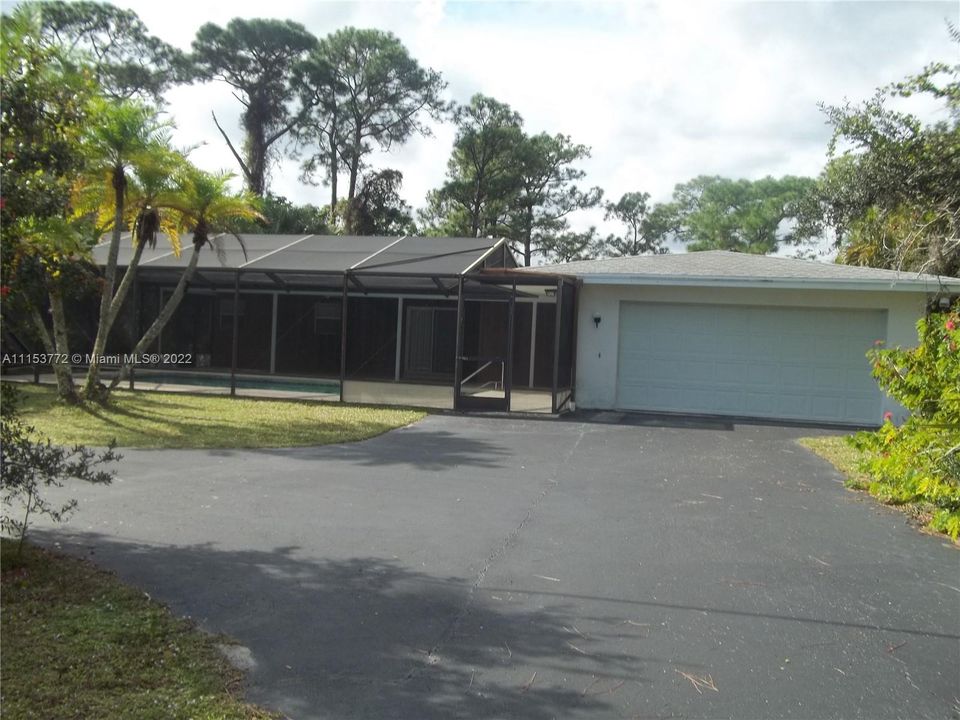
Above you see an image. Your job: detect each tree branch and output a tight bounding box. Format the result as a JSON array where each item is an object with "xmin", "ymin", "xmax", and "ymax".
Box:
[{"xmin": 211, "ymin": 111, "xmax": 254, "ymax": 188}]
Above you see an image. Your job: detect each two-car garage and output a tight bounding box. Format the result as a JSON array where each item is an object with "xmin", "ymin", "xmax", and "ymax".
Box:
[
  {"xmin": 615, "ymin": 302, "xmax": 886, "ymax": 425},
  {"xmin": 532, "ymin": 251, "xmax": 953, "ymax": 427}
]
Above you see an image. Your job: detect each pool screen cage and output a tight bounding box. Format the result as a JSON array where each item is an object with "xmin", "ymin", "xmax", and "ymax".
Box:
[{"xmin": 90, "ymin": 233, "xmax": 578, "ymax": 414}]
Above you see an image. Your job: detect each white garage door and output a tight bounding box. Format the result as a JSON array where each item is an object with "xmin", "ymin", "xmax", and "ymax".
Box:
[{"xmin": 616, "ymin": 302, "xmax": 885, "ymax": 424}]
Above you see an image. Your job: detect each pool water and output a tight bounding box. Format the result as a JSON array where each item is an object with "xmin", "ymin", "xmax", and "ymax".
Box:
[{"xmin": 131, "ymin": 371, "xmax": 340, "ymax": 395}]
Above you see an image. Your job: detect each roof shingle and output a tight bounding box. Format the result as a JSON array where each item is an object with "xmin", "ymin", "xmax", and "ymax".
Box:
[{"xmin": 527, "ymin": 251, "xmax": 959, "ymax": 288}]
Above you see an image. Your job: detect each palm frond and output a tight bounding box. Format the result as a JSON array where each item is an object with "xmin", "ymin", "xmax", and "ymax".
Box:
[{"xmin": 158, "ymin": 216, "xmax": 182, "ymax": 257}]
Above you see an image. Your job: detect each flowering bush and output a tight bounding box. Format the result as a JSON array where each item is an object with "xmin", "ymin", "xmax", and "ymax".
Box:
[{"xmin": 850, "ymin": 309, "xmax": 960, "ymax": 538}]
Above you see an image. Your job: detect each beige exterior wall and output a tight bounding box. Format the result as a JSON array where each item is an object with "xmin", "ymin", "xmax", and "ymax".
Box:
[{"xmin": 575, "ymin": 283, "xmax": 928, "ymax": 423}]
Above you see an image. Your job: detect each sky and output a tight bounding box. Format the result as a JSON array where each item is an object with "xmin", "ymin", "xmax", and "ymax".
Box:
[{"xmin": 63, "ymin": 0, "xmax": 960, "ymax": 246}]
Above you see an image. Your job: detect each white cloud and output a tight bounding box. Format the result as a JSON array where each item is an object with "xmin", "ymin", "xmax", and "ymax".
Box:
[{"xmin": 110, "ymin": 0, "xmax": 956, "ymax": 239}]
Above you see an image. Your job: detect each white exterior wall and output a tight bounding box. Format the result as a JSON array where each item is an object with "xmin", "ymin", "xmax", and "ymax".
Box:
[{"xmin": 574, "ymin": 283, "xmax": 927, "ymax": 423}]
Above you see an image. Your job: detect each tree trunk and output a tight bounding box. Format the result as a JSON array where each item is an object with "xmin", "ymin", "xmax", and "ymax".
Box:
[
  {"xmin": 347, "ymin": 126, "xmax": 362, "ymax": 204},
  {"xmin": 109, "ymin": 246, "xmax": 201, "ymax": 391},
  {"xmin": 48, "ymin": 285, "xmax": 79, "ymax": 402},
  {"xmin": 328, "ymin": 111, "xmax": 339, "ymax": 222},
  {"xmin": 243, "ymin": 101, "xmax": 267, "ymax": 196},
  {"xmin": 28, "ymin": 301, "xmax": 77, "ymax": 404},
  {"xmin": 107, "ymin": 236, "xmax": 147, "ymax": 325},
  {"xmin": 524, "ymin": 206, "xmax": 534, "ymax": 267},
  {"xmin": 470, "ymin": 167, "xmax": 484, "ymax": 238},
  {"xmin": 83, "ymin": 166, "xmax": 125, "ymax": 399},
  {"xmin": 330, "ymin": 156, "xmax": 338, "ymax": 223},
  {"xmin": 84, "ymin": 228, "xmax": 148, "ymax": 402},
  {"xmin": 470, "ymin": 201, "xmax": 481, "ymax": 238}
]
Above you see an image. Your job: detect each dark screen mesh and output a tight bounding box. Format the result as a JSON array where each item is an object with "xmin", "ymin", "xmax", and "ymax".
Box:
[
  {"xmin": 533, "ymin": 303, "xmax": 556, "ymax": 388},
  {"xmin": 401, "ymin": 300, "xmax": 457, "ymax": 382},
  {"xmin": 511, "ymin": 303, "xmax": 532, "ymax": 389},
  {"xmin": 159, "ymin": 292, "xmax": 216, "ymax": 367},
  {"xmin": 345, "ymin": 297, "xmax": 397, "ymax": 380},
  {"xmin": 557, "ymin": 282, "xmax": 576, "ymax": 390},
  {"xmin": 209, "ymin": 293, "xmax": 272, "ymax": 372},
  {"xmin": 275, "ymin": 295, "xmax": 341, "ymax": 376}
]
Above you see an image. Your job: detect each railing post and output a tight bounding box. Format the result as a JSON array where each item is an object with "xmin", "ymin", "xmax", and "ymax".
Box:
[
  {"xmin": 339, "ymin": 272, "xmax": 348, "ymax": 403},
  {"xmin": 551, "ymin": 277, "xmax": 563, "ymax": 414},
  {"xmin": 505, "ymin": 277, "xmax": 515, "ymax": 410},
  {"xmin": 230, "ymin": 270, "xmax": 240, "ymax": 397},
  {"xmin": 453, "ymin": 276, "xmax": 465, "ymax": 409}
]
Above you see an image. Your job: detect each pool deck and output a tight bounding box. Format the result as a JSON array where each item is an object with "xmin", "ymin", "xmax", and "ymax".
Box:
[
  {"xmin": 2, "ymin": 374, "xmax": 556, "ymax": 413},
  {"xmin": 3, "ymin": 372, "xmax": 339, "ymax": 402}
]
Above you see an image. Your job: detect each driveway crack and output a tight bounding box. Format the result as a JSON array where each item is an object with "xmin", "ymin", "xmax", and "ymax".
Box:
[{"xmin": 403, "ymin": 424, "xmax": 588, "ymax": 681}]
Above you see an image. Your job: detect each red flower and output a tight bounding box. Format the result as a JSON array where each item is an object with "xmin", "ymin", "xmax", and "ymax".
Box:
[
  {"xmin": 873, "ymin": 339, "xmax": 884, "ymax": 346},
  {"xmin": 946, "ymin": 319, "xmax": 957, "ymax": 331},
  {"xmin": 0, "ymin": 285, "xmax": 9, "ymax": 299},
  {"xmin": 883, "ymin": 411, "xmax": 893, "ymax": 422}
]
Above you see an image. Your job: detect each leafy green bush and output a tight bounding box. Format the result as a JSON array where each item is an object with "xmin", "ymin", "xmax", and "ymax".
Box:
[
  {"xmin": 1, "ymin": 384, "xmax": 120, "ymax": 555},
  {"xmin": 850, "ymin": 308, "xmax": 960, "ymax": 538}
]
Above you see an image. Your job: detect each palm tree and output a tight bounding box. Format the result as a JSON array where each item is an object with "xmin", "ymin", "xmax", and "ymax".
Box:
[
  {"xmin": 77, "ymin": 98, "xmax": 175, "ymax": 400},
  {"xmin": 107, "ymin": 167, "xmax": 261, "ymax": 391}
]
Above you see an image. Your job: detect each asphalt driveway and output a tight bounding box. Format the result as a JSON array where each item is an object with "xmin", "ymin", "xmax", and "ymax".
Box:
[{"xmin": 35, "ymin": 413, "xmax": 959, "ymax": 719}]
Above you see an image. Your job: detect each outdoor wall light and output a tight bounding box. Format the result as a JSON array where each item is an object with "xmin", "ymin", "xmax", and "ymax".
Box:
[{"xmin": 593, "ymin": 312, "xmax": 602, "ymax": 328}]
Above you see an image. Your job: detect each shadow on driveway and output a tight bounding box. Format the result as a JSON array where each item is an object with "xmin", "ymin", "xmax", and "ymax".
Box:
[
  {"xmin": 205, "ymin": 426, "xmax": 514, "ymax": 472},
  {"xmin": 39, "ymin": 530, "xmax": 648, "ymax": 720}
]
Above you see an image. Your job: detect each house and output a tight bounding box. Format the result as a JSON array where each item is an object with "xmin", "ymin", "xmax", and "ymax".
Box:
[
  {"xmin": 89, "ymin": 236, "xmax": 958, "ymax": 425},
  {"xmin": 528, "ymin": 251, "xmax": 960, "ymax": 425}
]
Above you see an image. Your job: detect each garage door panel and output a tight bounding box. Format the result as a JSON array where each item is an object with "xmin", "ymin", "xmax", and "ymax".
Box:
[
  {"xmin": 776, "ymin": 392, "xmax": 814, "ymax": 418},
  {"xmin": 748, "ymin": 335, "xmax": 780, "ymax": 356},
  {"xmin": 842, "ymin": 366, "xmax": 867, "ymax": 388},
  {"xmin": 781, "ymin": 363, "xmax": 813, "ymax": 388},
  {"xmin": 748, "ymin": 362, "xmax": 781, "ymax": 386},
  {"xmin": 814, "ymin": 366, "xmax": 848, "ymax": 389},
  {"xmin": 714, "ymin": 390, "xmax": 746, "ymax": 413},
  {"xmin": 716, "ymin": 360, "xmax": 749, "ymax": 383},
  {"xmin": 678, "ymin": 359, "xmax": 714, "ymax": 381},
  {"xmin": 846, "ymin": 396, "xmax": 879, "ymax": 421},
  {"xmin": 810, "ymin": 395, "xmax": 846, "ymax": 420},
  {"xmin": 744, "ymin": 391, "xmax": 782, "ymax": 416},
  {"xmin": 779, "ymin": 334, "xmax": 811, "ymax": 355},
  {"xmin": 616, "ymin": 302, "xmax": 885, "ymax": 424}
]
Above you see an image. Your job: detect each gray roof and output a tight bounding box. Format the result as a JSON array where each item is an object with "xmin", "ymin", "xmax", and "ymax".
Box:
[
  {"xmin": 92, "ymin": 233, "xmax": 513, "ymax": 276},
  {"xmin": 528, "ymin": 251, "xmax": 959, "ymax": 291}
]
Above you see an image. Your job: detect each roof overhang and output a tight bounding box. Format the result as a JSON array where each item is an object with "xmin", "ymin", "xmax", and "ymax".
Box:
[{"xmin": 573, "ymin": 273, "xmax": 960, "ymax": 293}]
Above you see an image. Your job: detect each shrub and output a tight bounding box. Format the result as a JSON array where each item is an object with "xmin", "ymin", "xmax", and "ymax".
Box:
[
  {"xmin": 850, "ymin": 309, "xmax": 960, "ymax": 538},
  {"xmin": 1, "ymin": 384, "xmax": 120, "ymax": 556}
]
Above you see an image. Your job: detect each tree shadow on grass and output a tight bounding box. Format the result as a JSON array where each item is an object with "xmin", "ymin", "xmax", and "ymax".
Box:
[{"xmin": 34, "ymin": 530, "xmax": 653, "ymax": 720}]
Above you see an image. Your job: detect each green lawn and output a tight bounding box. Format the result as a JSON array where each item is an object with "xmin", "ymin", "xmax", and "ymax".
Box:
[
  {"xmin": 0, "ymin": 539, "xmax": 276, "ymax": 720},
  {"xmin": 9, "ymin": 383, "xmax": 425, "ymax": 449}
]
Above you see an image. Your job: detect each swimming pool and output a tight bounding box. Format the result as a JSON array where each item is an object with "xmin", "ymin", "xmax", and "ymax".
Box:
[{"xmin": 130, "ymin": 371, "xmax": 340, "ymax": 395}]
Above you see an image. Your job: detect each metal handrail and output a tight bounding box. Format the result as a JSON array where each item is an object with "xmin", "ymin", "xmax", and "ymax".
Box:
[
  {"xmin": 459, "ymin": 358, "xmax": 506, "ymax": 391},
  {"xmin": 461, "ymin": 360, "xmax": 495, "ymax": 387}
]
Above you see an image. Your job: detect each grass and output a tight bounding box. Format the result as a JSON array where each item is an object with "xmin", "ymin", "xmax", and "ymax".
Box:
[
  {"xmin": 0, "ymin": 538, "xmax": 276, "ymax": 720},
  {"xmin": 10, "ymin": 383, "xmax": 425, "ymax": 449},
  {"xmin": 797, "ymin": 435, "xmax": 871, "ymax": 490},
  {"xmin": 798, "ymin": 435, "xmax": 944, "ymax": 534}
]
